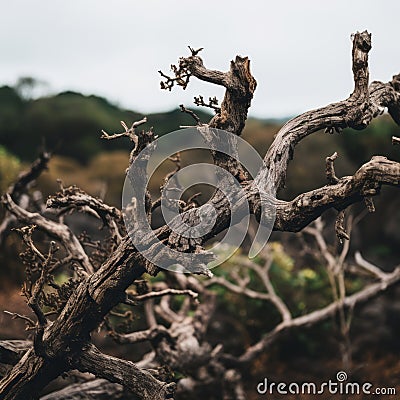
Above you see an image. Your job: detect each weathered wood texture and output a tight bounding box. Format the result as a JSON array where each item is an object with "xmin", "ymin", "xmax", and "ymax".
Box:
[{"xmin": 0, "ymin": 31, "xmax": 399, "ymax": 400}]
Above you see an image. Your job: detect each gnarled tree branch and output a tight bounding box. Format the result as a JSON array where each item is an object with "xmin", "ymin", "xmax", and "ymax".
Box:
[
  {"xmin": 1, "ymin": 31, "xmax": 400, "ymax": 400},
  {"xmin": 255, "ymin": 31, "xmax": 400, "ymax": 194},
  {"xmin": 269, "ymin": 156, "xmax": 400, "ymax": 232},
  {"xmin": 74, "ymin": 345, "xmax": 175, "ymax": 400}
]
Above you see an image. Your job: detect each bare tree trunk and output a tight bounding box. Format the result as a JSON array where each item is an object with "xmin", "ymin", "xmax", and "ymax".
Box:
[{"xmin": 0, "ymin": 31, "xmax": 399, "ymax": 399}]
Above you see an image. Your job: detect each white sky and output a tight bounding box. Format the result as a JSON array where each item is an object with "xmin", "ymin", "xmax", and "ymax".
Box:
[{"xmin": 1, "ymin": 0, "xmax": 399, "ymax": 118}]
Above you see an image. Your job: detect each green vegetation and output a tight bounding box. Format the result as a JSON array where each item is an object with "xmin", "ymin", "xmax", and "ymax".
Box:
[
  {"xmin": 0, "ymin": 146, "xmax": 20, "ymax": 193},
  {"xmin": 0, "ymin": 85, "xmax": 212, "ymax": 163},
  {"xmin": 0, "ymin": 80, "xmax": 399, "ymax": 267}
]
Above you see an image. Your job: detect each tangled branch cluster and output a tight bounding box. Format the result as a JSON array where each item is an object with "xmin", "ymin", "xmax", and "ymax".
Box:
[{"xmin": 0, "ymin": 31, "xmax": 399, "ymax": 399}]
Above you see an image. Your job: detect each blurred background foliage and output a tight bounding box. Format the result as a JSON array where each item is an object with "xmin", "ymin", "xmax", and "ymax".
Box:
[
  {"xmin": 1, "ymin": 80, "xmax": 399, "ymax": 263},
  {"xmin": 1, "ymin": 79, "xmax": 400, "ymax": 397}
]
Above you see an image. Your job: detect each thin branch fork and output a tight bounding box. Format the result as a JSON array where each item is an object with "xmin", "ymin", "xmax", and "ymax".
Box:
[
  {"xmin": 194, "ymin": 95, "xmax": 221, "ymax": 114},
  {"xmin": 0, "ymin": 152, "xmax": 51, "ymax": 245},
  {"xmin": 3, "ymin": 312, "xmax": 35, "ymax": 329},
  {"xmin": 101, "ymin": 118, "xmax": 147, "ymax": 142},
  {"xmin": 26, "ymin": 239, "xmax": 58, "ymax": 328},
  {"xmin": 204, "ymin": 250, "xmax": 293, "ymax": 324},
  {"xmin": 8, "ymin": 151, "xmax": 51, "ymax": 202},
  {"xmin": 110, "ymin": 325, "xmax": 170, "ymax": 345},
  {"xmin": 159, "ymin": 68, "xmax": 191, "ymax": 91},
  {"xmin": 246, "ymin": 257, "xmax": 292, "ymax": 323},
  {"xmin": 46, "ymin": 186, "xmax": 124, "ymax": 237},
  {"xmin": 204, "ymin": 276, "xmax": 271, "ymax": 301},
  {"xmin": 354, "ymin": 251, "xmax": 388, "ymax": 280},
  {"xmin": 239, "ymin": 263, "xmax": 400, "ymax": 364},
  {"xmin": 179, "ymin": 104, "xmax": 202, "ymax": 126},
  {"xmin": 2, "ymin": 194, "xmax": 94, "ymax": 275}
]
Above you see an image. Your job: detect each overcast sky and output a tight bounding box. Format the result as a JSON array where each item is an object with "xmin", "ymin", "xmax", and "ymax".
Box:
[{"xmin": 1, "ymin": 1, "xmax": 400, "ymax": 119}]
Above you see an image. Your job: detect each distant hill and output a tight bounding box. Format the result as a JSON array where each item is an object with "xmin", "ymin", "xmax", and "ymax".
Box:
[
  {"xmin": 0, "ymin": 86, "xmax": 213, "ymax": 163},
  {"xmin": 1, "ymin": 83, "xmax": 399, "ymax": 176}
]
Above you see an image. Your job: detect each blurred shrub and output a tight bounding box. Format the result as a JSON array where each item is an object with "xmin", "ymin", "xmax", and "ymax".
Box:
[
  {"xmin": 206, "ymin": 242, "xmax": 368, "ymax": 357},
  {"xmin": 36, "ymin": 152, "xmax": 128, "ymax": 207},
  {"xmin": 0, "ymin": 146, "xmax": 20, "ymax": 193}
]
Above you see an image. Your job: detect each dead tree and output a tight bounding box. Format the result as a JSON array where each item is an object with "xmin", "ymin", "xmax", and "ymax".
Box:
[{"xmin": 0, "ymin": 31, "xmax": 400, "ymax": 399}]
